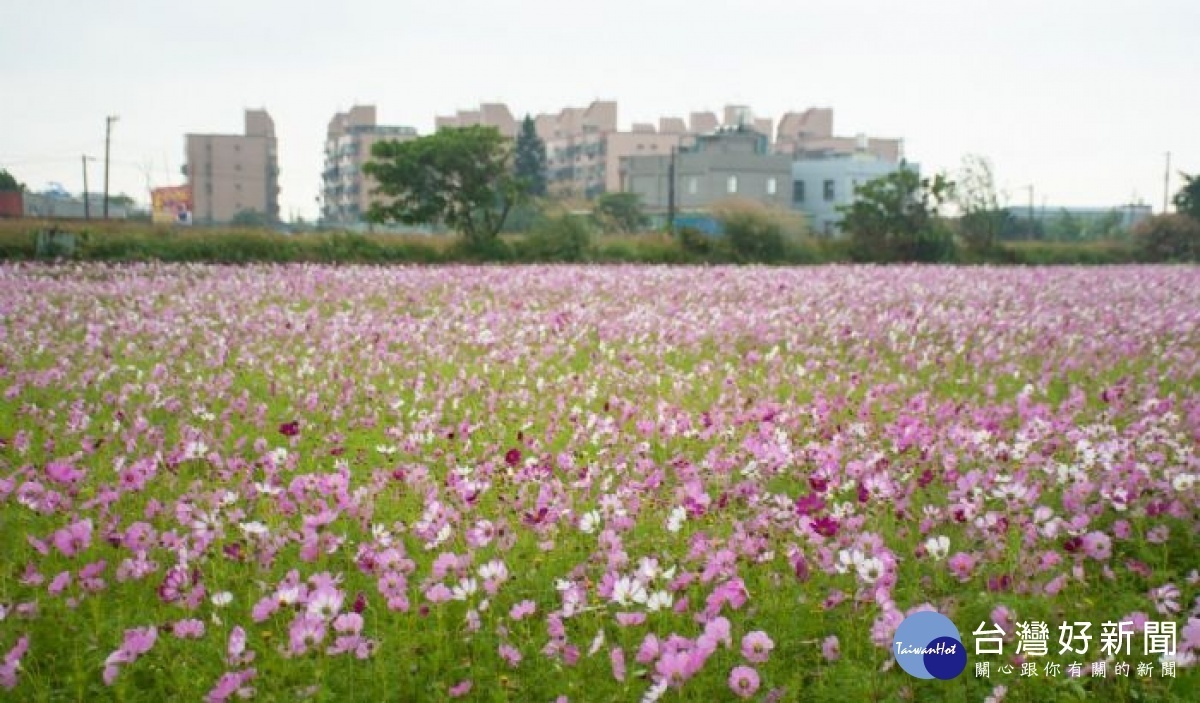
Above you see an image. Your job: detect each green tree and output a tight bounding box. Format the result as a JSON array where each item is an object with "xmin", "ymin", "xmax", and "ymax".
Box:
[
  {"xmin": 1046, "ymin": 209, "xmax": 1083, "ymax": 242},
  {"xmin": 1174, "ymin": 172, "xmax": 1200, "ymax": 220},
  {"xmin": 514, "ymin": 115, "xmax": 547, "ymax": 198},
  {"xmin": 365, "ymin": 126, "xmax": 525, "ymax": 246},
  {"xmin": 230, "ymin": 209, "xmax": 268, "ymax": 227},
  {"xmin": 839, "ymin": 166, "xmax": 956, "ymax": 262},
  {"xmin": 954, "ymin": 155, "xmax": 1006, "ymax": 253},
  {"xmin": 592, "ymin": 192, "xmax": 647, "ymax": 233},
  {"xmin": 0, "ymin": 168, "xmax": 24, "ymax": 192},
  {"xmin": 1135, "ymin": 214, "xmax": 1200, "ymax": 261}
]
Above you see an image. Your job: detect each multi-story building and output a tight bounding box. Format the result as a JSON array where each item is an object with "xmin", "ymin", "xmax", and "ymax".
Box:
[
  {"xmin": 184, "ymin": 109, "xmax": 279, "ymax": 225},
  {"xmin": 321, "ymin": 105, "xmax": 417, "ymax": 226},
  {"xmin": 791, "ymin": 145, "xmax": 913, "ymax": 235},
  {"xmin": 434, "ymin": 103, "xmax": 518, "ymax": 138},
  {"xmin": 621, "ymin": 126, "xmax": 792, "ymax": 214},
  {"xmin": 775, "ymin": 107, "xmax": 902, "ymax": 162}
]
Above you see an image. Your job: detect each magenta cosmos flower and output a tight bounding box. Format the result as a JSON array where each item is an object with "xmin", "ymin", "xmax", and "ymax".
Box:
[{"xmin": 729, "ymin": 665, "xmax": 761, "ymax": 699}]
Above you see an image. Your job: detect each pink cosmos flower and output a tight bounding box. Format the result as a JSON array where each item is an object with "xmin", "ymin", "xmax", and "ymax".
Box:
[
  {"xmin": 728, "ymin": 665, "xmax": 761, "ymax": 699},
  {"xmin": 449, "ymin": 680, "xmax": 473, "ymax": 698},
  {"xmin": 52, "ymin": 519, "xmax": 93, "ymax": 557},
  {"xmin": 948, "ymin": 552, "xmax": 976, "ymax": 582},
  {"xmin": 205, "ymin": 669, "xmax": 257, "ymax": 703},
  {"xmin": 610, "ymin": 647, "xmax": 626, "ymax": 682},
  {"xmin": 173, "ymin": 619, "xmax": 205, "ymax": 639},
  {"xmin": 228, "ymin": 626, "xmax": 254, "ymax": 666},
  {"xmin": 287, "ymin": 613, "xmax": 326, "ymax": 656},
  {"xmin": 510, "ymin": 600, "xmax": 536, "ymax": 620},
  {"xmin": 741, "ymin": 631, "xmax": 774, "ymax": 663},
  {"xmin": 821, "ymin": 635, "xmax": 840, "ymax": 662},
  {"xmin": 499, "ymin": 643, "xmax": 522, "ymax": 667},
  {"xmin": 1081, "ymin": 532, "xmax": 1112, "ymax": 561},
  {"xmin": 1, "ymin": 635, "xmax": 30, "ymax": 691}
]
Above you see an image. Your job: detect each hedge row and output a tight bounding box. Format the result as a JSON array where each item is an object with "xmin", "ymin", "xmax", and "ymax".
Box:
[{"xmin": 0, "ymin": 220, "xmax": 1158, "ymax": 265}]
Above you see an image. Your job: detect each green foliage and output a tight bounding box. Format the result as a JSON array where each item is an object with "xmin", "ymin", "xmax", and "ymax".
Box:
[
  {"xmin": 840, "ymin": 167, "xmax": 957, "ymax": 261},
  {"xmin": 230, "ymin": 209, "xmax": 268, "ymax": 227},
  {"xmin": 1134, "ymin": 214, "xmax": 1200, "ymax": 262},
  {"xmin": 676, "ymin": 226, "xmax": 715, "ymax": 259},
  {"xmin": 365, "ymin": 126, "xmax": 526, "ymax": 245},
  {"xmin": 0, "ymin": 220, "xmax": 1160, "ymax": 265},
  {"xmin": 955, "ymin": 155, "xmax": 1005, "ymax": 253},
  {"xmin": 0, "ymin": 168, "xmax": 24, "ymax": 192},
  {"xmin": 719, "ymin": 209, "xmax": 785, "ymax": 263},
  {"xmin": 591, "ymin": 192, "xmax": 648, "ymax": 234},
  {"xmin": 514, "ymin": 115, "xmax": 548, "ymax": 198},
  {"xmin": 1174, "ymin": 172, "xmax": 1200, "ymax": 220},
  {"xmin": 517, "ymin": 214, "xmax": 594, "ymax": 262}
]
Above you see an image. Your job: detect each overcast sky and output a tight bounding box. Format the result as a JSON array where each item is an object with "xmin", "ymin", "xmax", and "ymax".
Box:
[{"xmin": 1, "ymin": 0, "xmax": 1195, "ymax": 219}]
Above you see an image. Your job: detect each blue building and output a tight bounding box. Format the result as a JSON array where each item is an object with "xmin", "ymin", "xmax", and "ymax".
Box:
[{"xmin": 791, "ymin": 151, "xmax": 912, "ymax": 236}]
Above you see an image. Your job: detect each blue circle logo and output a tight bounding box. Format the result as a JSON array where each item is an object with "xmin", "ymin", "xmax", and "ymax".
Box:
[{"xmin": 892, "ymin": 611, "xmax": 966, "ymax": 680}]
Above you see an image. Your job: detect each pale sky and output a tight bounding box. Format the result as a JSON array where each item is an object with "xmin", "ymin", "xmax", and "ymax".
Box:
[{"xmin": 1, "ymin": 0, "xmax": 1195, "ymax": 220}]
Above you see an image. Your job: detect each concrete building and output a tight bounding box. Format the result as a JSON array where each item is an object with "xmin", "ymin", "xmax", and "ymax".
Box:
[
  {"xmin": 622, "ymin": 126, "xmax": 792, "ymax": 213},
  {"xmin": 792, "ymin": 148, "xmax": 912, "ymax": 235},
  {"xmin": 434, "ymin": 103, "xmax": 519, "ymax": 138},
  {"xmin": 322, "ymin": 105, "xmax": 417, "ymax": 226},
  {"xmin": 184, "ymin": 109, "xmax": 279, "ymax": 225},
  {"xmin": 775, "ymin": 107, "xmax": 901, "ymax": 162}
]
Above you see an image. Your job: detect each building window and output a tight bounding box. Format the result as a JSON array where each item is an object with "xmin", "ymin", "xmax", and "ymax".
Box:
[
  {"xmin": 727, "ymin": 175, "xmax": 738, "ymax": 194},
  {"xmin": 767, "ymin": 177, "xmax": 777, "ymax": 195},
  {"xmin": 823, "ymin": 179, "xmax": 835, "ymax": 201},
  {"xmin": 687, "ymin": 176, "xmax": 698, "ymax": 195},
  {"xmin": 793, "ymin": 180, "xmax": 805, "ymax": 203}
]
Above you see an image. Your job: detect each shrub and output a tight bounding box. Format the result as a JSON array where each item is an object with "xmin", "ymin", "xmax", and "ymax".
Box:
[
  {"xmin": 1134, "ymin": 214, "xmax": 1200, "ymax": 262},
  {"xmin": 711, "ymin": 200, "xmax": 788, "ymax": 263},
  {"xmin": 518, "ymin": 214, "xmax": 593, "ymax": 262}
]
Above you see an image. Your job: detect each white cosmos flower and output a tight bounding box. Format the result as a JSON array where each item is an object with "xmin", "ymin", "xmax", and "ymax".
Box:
[
  {"xmin": 924, "ymin": 535, "xmax": 950, "ymax": 561},
  {"xmin": 239, "ymin": 521, "xmax": 269, "ymax": 538},
  {"xmin": 611, "ymin": 576, "xmax": 648, "ymax": 607},
  {"xmin": 375, "ymin": 444, "xmax": 398, "ymax": 456},
  {"xmin": 254, "ymin": 482, "xmax": 282, "ymax": 496},
  {"xmin": 478, "ymin": 560, "xmax": 508, "ymax": 583},
  {"xmin": 645, "ymin": 590, "xmax": 674, "ymax": 612},
  {"xmin": 211, "ymin": 591, "xmax": 233, "ymax": 607},
  {"xmin": 451, "ymin": 578, "xmax": 478, "ymax": 601},
  {"xmin": 836, "ymin": 549, "xmax": 865, "ymax": 575},
  {"xmin": 666, "ymin": 506, "xmax": 686, "ymax": 533},
  {"xmin": 579, "ymin": 511, "xmax": 602, "ymax": 534},
  {"xmin": 1173, "ymin": 473, "xmax": 1196, "ymax": 492},
  {"xmin": 372, "ymin": 524, "xmax": 393, "ymax": 546},
  {"xmin": 588, "ymin": 629, "xmax": 606, "ymax": 656},
  {"xmin": 856, "ymin": 557, "xmax": 886, "ymax": 584}
]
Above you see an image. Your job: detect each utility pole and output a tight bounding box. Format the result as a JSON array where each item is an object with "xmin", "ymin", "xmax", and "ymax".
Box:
[
  {"xmin": 104, "ymin": 115, "xmax": 119, "ymax": 219},
  {"xmin": 81, "ymin": 155, "xmax": 93, "ymax": 220},
  {"xmin": 1163, "ymin": 151, "xmax": 1171, "ymax": 214},
  {"xmin": 667, "ymin": 145, "xmax": 677, "ymax": 235},
  {"xmin": 1024, "ymin": 184, "xmax": 1035, "ymax": 239}
]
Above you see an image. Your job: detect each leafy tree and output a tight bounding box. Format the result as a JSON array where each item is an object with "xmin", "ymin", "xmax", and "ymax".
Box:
[
  {"xmin": 519, "ymin": 214, "xmax": 593, "ymax": 262},
  {"xmin": 1135, "ymin": 214, "xmax": 1200, "ymax": 261},
  {"xmin": 365, "ymin": 126, "xmax": 526, "ymax": 246},
  {"xmin": 1046, "ymin": 209, "xmax": 1083, "ymax": 242},
  {"xmin": 514, "ymin": 115, "xmax": 547, "ymax": 198},
  {"xmin": 954, "ymin": 155, "xmax": 1006, "ymax": 252},
  {"xmin": 592, "ymin": 192, "xmax": 647, "ymax": 233},
  {"xmin": 0, "ymin": 168, "xmax": 24, "ymax": 192},
  {"xmin": 1174, "ymin": 172, "xmax": 1200, "ymax": 220},
  {"xmin": 839, "ymin": 167, "xmax": 956, "ymax": 262},
  {"xmin": 108, "ymin": 193, "xmax": 136, "ymax": 208},
  {"xmin": 230, "ymin": 208, "xmax": 268, "ymax": 227}
]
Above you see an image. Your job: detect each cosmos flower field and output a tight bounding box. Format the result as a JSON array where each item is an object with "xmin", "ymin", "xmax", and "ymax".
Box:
[{"xmin": 0, "ymin": 263, "xmax": 1197, "ymax": 702}]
